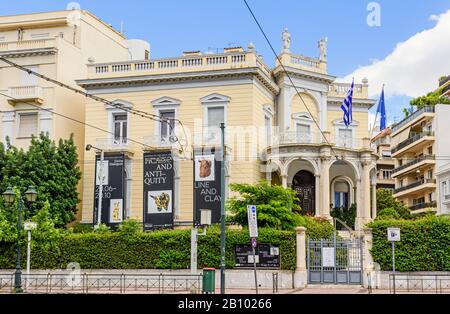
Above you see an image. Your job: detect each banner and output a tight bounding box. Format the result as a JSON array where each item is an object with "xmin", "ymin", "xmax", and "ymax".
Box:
[
  {"xmin": 193, "ymin": 147, "xmax": 222, "ymax": 226},
  {"xmin": 143, "ymin": 151, "xmax": 174, "ymax": 230},
  {"xmin": 93, "ymin": 154, "xmax": 125, "ymax": 227}
]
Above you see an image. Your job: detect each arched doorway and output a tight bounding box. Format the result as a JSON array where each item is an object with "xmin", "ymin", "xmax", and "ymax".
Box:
[{"xmin": 292, "ymin": 170, "xmax": 315, "ymax": 215}]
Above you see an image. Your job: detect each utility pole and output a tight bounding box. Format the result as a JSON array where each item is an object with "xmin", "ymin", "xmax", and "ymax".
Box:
[{"xmin": 220, "ymin": 123, "xmax": 226, "ymax": 294}]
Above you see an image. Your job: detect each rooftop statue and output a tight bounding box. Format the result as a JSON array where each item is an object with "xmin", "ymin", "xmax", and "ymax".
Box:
[
  {"xmin": 318, "ymin": 37, "xmax": 328, "ymax": 61},
  {"xmin": 282, "ymin": 28, "xmax": 291, "ymax": 53}
]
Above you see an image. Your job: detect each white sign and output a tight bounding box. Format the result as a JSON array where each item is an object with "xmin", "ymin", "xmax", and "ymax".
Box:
[
  {"xmin": 387, "ymin": 227, "xmax": 401, "ymax": 241},
  {"xmin": 248, "ymin": 254, "xmax": 259, "ymax": 264},
  {"xmin": 247, "ymin": 205, "xmax": 258, "ymax": 238},
  {"xmin": 96, "ymin": 160, "xmax": 109, "ymax": 185},
  {"xmin": 24, "ymin": 222, "xmax": 37, "ymax": 230},
  {"xmin": 109, "ymin": 199, "xmax": 123, "ymax": 223},
  {"xmin": 322, "ymin": 247, "xmax": 335, "ymax": 267}
]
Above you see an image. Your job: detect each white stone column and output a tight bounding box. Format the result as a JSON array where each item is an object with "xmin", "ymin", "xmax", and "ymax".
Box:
[
  {"xmin": 320, "ymin": 158, "xmax": 331, "ymax": 219},
  {"xmin": 356, "ymin": 161, "xmax": 372, "ymax": 231},
  {"xmin": 281, "ymin": 174, "xmax": 288, "ymax": 188},
  {"xmin": 362, "ymin": 227, "xmax": 376, "ymax": 289},
  {"xmin": 294, "ymin": 226, "xmax": 307, "ymax": 288},
  {"xmin": 266, "ymin": 170, "xmax": 272, "ymax": 184},
  {"xmin": 371, "ymin": 183, "xmax": 377, "ymax": 220},
  {"xmin": 315, "ymin": 174, "xmax": 320, "ymax": 217}
]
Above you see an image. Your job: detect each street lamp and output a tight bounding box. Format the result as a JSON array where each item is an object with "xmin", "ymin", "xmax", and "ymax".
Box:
[{"xmin": 2, "ymin": 185, "xmax": 38, "ymax": 293}]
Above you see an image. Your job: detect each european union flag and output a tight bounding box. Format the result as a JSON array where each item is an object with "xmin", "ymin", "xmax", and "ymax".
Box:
[
  {"xmin": 341, "ymin": 79, "xmax": 354, "ymax": 127},
  {"xmin": 377, "ymin": 86, "xmax": 386, "ymax": 131}
]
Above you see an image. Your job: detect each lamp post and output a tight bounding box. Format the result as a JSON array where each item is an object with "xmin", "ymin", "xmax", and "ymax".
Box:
[
  {"xmin": 3, "ymin": 185, "xmax": 38, "ymax": 293},
  {"xmin": 86, "ymin": 144, "xmax": 104, "ymax": 228}
]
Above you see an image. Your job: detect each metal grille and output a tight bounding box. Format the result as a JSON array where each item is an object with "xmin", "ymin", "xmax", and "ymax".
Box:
[
  {"xmin": 307, "ymin": 234, "xmax": 363, "ymax": 285},
  {"xmin": 0, "ymin": 273, "xmax": 202, "ymax": 294},
  {"xmin": 390, "ymin": 274, "xmax": 450, "ymax": 294}
]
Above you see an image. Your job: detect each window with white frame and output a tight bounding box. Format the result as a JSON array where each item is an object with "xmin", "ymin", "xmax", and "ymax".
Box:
[
  {"xmin": 201, "ymin": 93, "xmax": 229, "ymax": 144},
  {"xmin": 333, "ymin": 181, "xmax": 350, "ymax": 209},
  {"xmin": 113, "ymin": 113, "xmax": 127, "ymax": 143},
  {"xmin": 382, "ymin": 169, "xmax": 392, "ymax": 180},
  {"xmin": 159, "ymin": 110, "xmax": 175, "ymax": 142},
  {"xmin": 443, "ymin": 181, "xmax": 448, "ymax": 198},
  {"xmin": 338, "ymin": 128, "xmax": 353, "ymax": 147},
  {"xmin": 18, "ymin": 112, "xmax": 38, "ymax": 138},
  {"xmin": 296, "ymin": 123, "xmax": 311, "ymax": 143}
]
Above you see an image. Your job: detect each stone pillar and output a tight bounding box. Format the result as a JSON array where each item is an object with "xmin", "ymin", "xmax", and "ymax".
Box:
[
  {"xmin": 320, "ymin": 157, "xmax": 331, "ymax": 219},
  {"xmin": 281, "ymin": 174, "xmax": 288, "ymax": 188},
  {"xmin": 266, "ymin": 170, "xmax": 272, "ymax": 184},
  {"xmin": 315, "ymin": 174, "xmax": 320, "ymax": 217},
  {"xmin": 356, "ymin": 161, "xmax": 372, "ymax": 231},
  {"xmin": 362, "ymin": 227, "xmax": 377, "ymax": 289},
  {"xmin": 371, "ymin": 183, "xmax": 377, "ymax": 220},
  {"xmin": 294, "ymin": 226, "xmax": 307, "ymax": 288},
  {"xmin": 277, "ymin": 84, "xmax": 292, "ymax": 132}
]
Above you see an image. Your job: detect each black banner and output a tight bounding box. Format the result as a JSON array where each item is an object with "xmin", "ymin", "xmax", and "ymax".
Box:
[
  {"xmin": 93, "ymin": 154, "xmax": 125, "ymax": 228},
  {"xmin": 143, "ymin": 151, "xmax": 174, "ymax": 230},
  {"xmin": 193, "ymin": 147, "xmax": 222, "ymax": 226},
  {"xmin": 234, "ymin": 244, "xmax": 280, "ymax": 269}
]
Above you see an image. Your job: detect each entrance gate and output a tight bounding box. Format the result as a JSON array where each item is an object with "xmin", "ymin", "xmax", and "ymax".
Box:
[{"xmin": 307, "ymin": 234, "xmax": 363, "ymax": 285}]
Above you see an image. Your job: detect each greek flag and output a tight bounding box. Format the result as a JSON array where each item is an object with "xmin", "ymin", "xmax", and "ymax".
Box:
[{"xmin": 341, "ymin": 79, "xmax": 354, "ymax": 127}]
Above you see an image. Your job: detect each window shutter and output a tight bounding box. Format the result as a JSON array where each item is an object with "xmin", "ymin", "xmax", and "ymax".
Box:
[{"xmin": 18, "ymin": 113, "xmax": 38, "ymax": 137}]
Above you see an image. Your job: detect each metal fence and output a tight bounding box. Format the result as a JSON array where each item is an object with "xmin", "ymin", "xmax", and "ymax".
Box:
[
  {"xmin": 0, "ymin": 273, "xmax": 203, "ymax": 294},
  {"xmin": 389, "ymin": 274, "xmax": 450, "ymax": 294}
]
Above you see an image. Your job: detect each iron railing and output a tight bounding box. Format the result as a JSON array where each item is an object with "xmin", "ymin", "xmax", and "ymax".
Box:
[
  {"xmin": 394, "ymin": 179, "xmax": 436, "ymax": 194},
  {"xmin": 389, "ymin": 274, "xmax": 450, "ymax": 294},
  {"xmin": 391, "ymin": 106, "xmax": 435, "ymax": 133},
  {"xmin": 392, "ymin": 155, "xmax": 435, "ymax": 174},
  {"xmin": 0, "ymin": 272, "xmax": 202, "ymax": 294},
  {"xmin": 409, "ymin": 201, "xmax": 437, "ymax": 211},
  {"xmin": 391, "ymin": 132, "xmax": 434, "ymax": 154}
]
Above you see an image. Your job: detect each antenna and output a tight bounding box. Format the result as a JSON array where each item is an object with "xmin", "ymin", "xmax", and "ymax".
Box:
[
  {"xmin": 120, "ymin": 21, "xmax": 124, "ymax": 34},
  {"xmin": 66, "ymin": 2, "xmax": 81, "ymax": 10}
]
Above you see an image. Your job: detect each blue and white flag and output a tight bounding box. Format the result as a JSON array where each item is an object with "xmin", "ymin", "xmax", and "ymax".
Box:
[
  {"xmin": 377, "ymin": 86, "xmax": 387, "ymax": 131},
  {"xmin": 341, "ymin": 79, "xmax": 354, "ymax": 127}
]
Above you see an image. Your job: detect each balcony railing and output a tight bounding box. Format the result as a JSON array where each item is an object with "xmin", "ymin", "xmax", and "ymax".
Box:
[
  {"xmin": 391, "ymin": 106, "xmax": 435, "ymax": 133},
  {"xmin": 88, "ymin": 51, "xmax": 273, "ymax": 78},
  {"xmin": 394, "ymin": 179, "xmax": 436, "ymax": 194},
  {"xmin": 96, "ymin": 138, "xmax": 129, "ymax": 150},
  {"xmin": 143, "ymin": 135, "xmax": 178, "ymax": 148},
  {"xmin": 328, "ymin": 83, "xmax": 364, "ymax": 97},
  {"xmin": 7, "ymin": 85, "xmax": 43, "ymax": 101},
  {"xmin": 391, "ymin": 132, "xmax": 434, "ymax": 154},
  {"xmin": 0, "ymin": 38, "xmax": 57, "ymax": 52},
  {"xmin": 409, "ymin": 201, "xmax": 437, "ymax": 211},
  {"xmin": 392, "ymin": 155, "xmax": 435, "ymax": 174}
]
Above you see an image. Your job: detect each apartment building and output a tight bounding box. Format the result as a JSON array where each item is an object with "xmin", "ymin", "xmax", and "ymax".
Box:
[
  {"xmin": 371, "ymin": 127, "xmax": 395, "ymax": 191},
  {"xmin": 0, "ymin": 9, "xmax": 149, "ymax": 220},
  {"xmin": 77, "ymin": 29, "xmax": 378, "ymax": 231},
  {"xmin": 391, "ymin": 104, "xmax": 450, "ymax": 213}
]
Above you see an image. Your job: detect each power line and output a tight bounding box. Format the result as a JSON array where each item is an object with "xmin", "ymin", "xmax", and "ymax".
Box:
[
  {"xmin": 0, "ymin": 56, "xmax": 188, "ymax": 154},
  {"xmin": 0, "ymin": 91, "xmax": 153, "ymax": 150},
  {"xmin": 243, "ymin": 0, "xmax": 342, "ymax": 160}
]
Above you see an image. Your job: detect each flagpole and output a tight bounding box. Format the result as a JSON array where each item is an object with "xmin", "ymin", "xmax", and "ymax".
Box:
[{"xmin": 370, "ymin": 84, "xmax": 385, "ymax": 138}]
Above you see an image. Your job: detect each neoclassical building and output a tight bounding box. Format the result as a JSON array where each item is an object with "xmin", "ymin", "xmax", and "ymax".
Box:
[{"xmin": 77, "ymin": 29, "xmax": 378, "ymax": 231}]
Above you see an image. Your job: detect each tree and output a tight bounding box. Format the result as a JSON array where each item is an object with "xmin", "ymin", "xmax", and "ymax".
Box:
[
  {"xmin": 0, "ymin": 133, "xmax": 81, "ymax": 226},
  {"xmin": 409, "ymin": 87, "xmax": 450, "ymax": 108},
  {"xmin": 226, "ymin": 181, "xmax": 301, "ymax": 230},
  {"xmin": 376, "ymin": 189, "xmax": 411, "ymax": 219}
]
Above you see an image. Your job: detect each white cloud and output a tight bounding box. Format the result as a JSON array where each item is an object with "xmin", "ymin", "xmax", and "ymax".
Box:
[
  {"xmin": 344, "ymin": 10, "xmax": 450, "ymax": 98},
  {"xmin": 429, "ymin": 14, "xmax": 440, "ymax": 21}
]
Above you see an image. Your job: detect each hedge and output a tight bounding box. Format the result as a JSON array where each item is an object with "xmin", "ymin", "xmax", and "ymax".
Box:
[
  {"xmin": 0, "ymin": 227, "xmax": 297, "ymax": 270},
  {"xmin": 369, "ymin": 216, "xmax": 450, "ymax": 271}
]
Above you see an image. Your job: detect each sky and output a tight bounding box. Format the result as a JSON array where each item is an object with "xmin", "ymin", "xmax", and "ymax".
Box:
[{"xmin": 2, "ymin": 0, "xmax": 450, "ymax": 128}]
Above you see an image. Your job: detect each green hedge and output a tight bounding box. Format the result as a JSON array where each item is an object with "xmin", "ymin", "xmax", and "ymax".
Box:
[
  {"xmin": 0, "ymin": 227, "xmax": 297, "ymax": 270},
  {"xmin": 369, "ymin": 216, "xmax": 450, "ymax": 271}
]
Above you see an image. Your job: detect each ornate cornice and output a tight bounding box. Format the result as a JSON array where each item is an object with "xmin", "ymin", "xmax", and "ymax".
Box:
[
  {"xmin": 77, "ymin": 67, "xmax": 280, "ymax": 95},
  {"xmin": 0, "ymin": 47, "xmax": 58, "ymax": 58},
  {"xmin": 272, "ymin": 65, "xmax": 336, "ymax": 84}
]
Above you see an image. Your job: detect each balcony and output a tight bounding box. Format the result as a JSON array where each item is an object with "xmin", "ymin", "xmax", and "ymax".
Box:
[
  {"xmin": 328, "ymin": 82, "xmax": 366, "ymax": 99},
  {"xmin": 96, "ymin": 138, "xmax": 131, "ymax": 151},
  {"xmin": 409, "ymin": 201, "xmax": 437, "ymax": 211},
  {"xmin": 7, "ymin": 85, "xmax": 43, "ymax": 104},
  {"xmin": 143, "ymin": 135, "xmax": 178, "ymax": 149},
  {"xmin": 391, "ymin": 155, "xmax": 435, "ymax": 177},
  {"xmin": 270, "ymin": 131, "xmax": 363, "ymax": 149},
  {"xmin": 391, "ymin": 106, "xmax": 435, "ymax": 133},
  {"xmin": 391, "ymin": 132, "xmax": 434, "ymax": 156},
  {"xmin": 393, "ymin": 178, "xmax": 436, "ymax": 196},
  {"xmin": 0, "ymin": 38, "xmax": 57, "ymax": 56}
]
